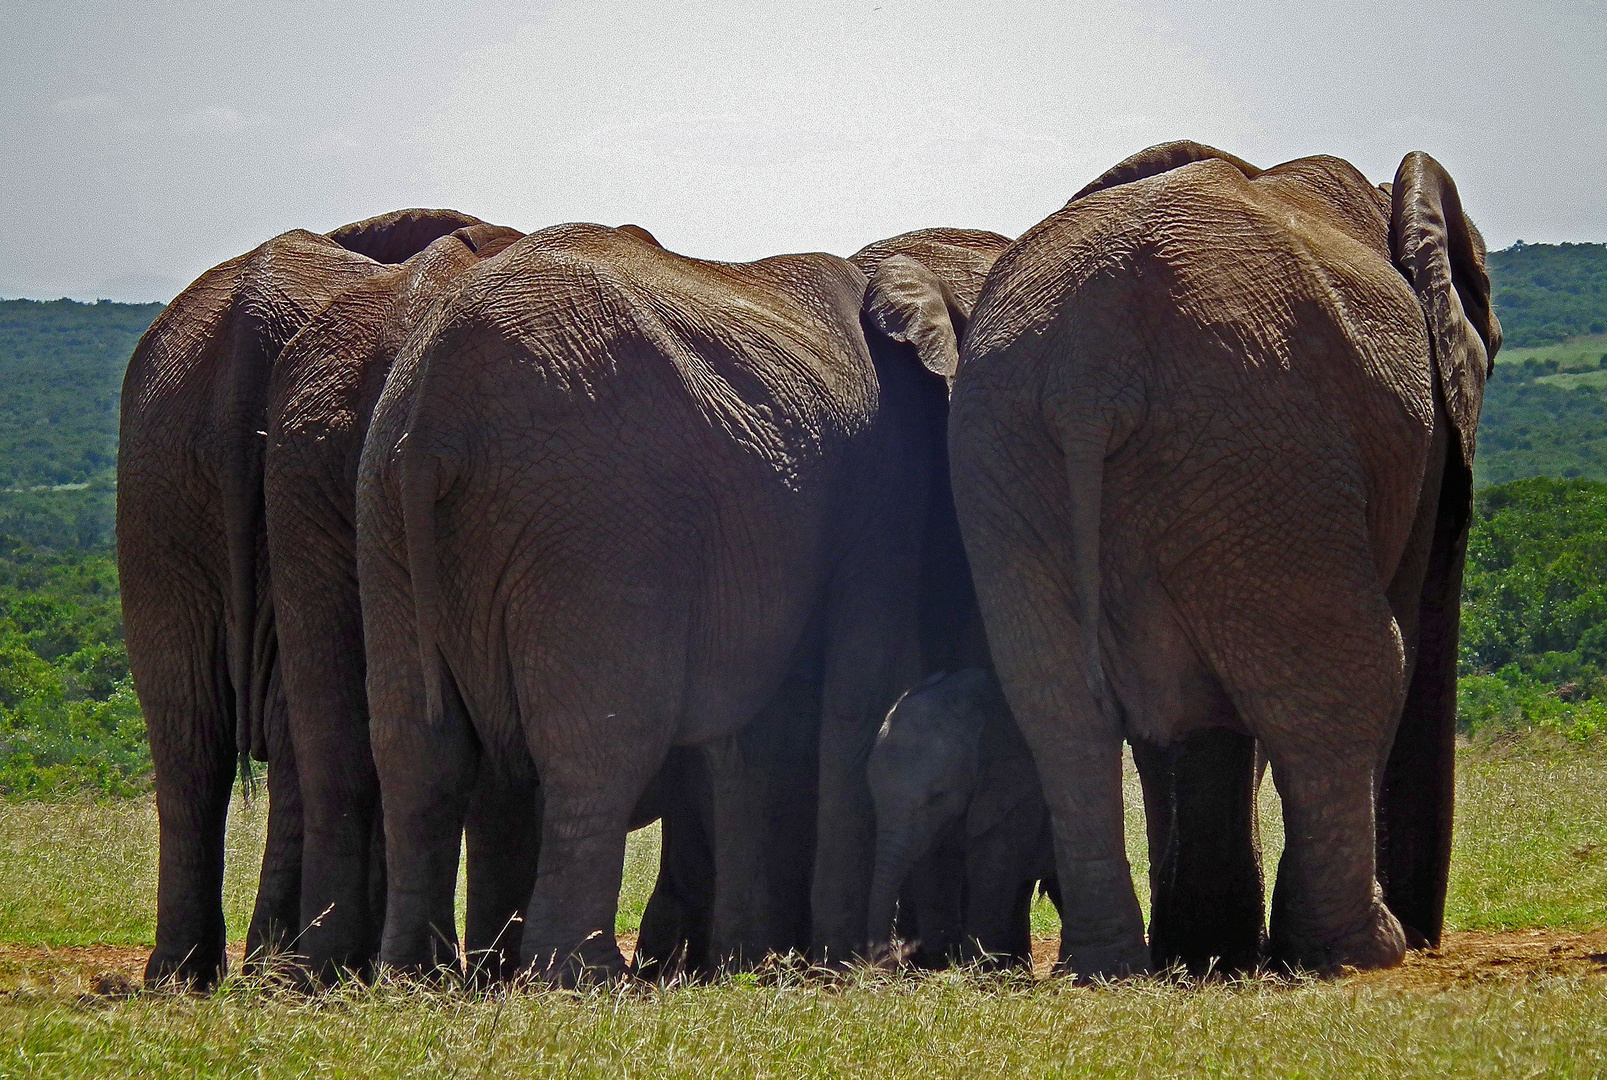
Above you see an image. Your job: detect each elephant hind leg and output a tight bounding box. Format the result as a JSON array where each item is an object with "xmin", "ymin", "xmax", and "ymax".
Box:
[
  {"xmin": 950, "ymin": 425, "xmax": 1148, "ymax": 980},
  {"xmin": 1377, "ymin": 444, "xmax": 1468, "ymax": 949},
  {"xmin": 129, "ymin": 595, "xmax": 238, "ymax": 990},
  {"xmin": 1135, "ymin": 729, "xmax": 1264, "ymax": 976},
  {"xmin": 463, "ymin": 766, "xmax": 542, "ymax": 986},
  {"xmin": 371, "ymin": 660, "xmax": 479, "ymax": 978},
  {"xmin": 633, "ymin": 799, "xmax": 715, "ymax": 983},
  {"xmin": 519, "ymin": 778, "xmax": 636, "ymax": 985},
  {"xmin": 244, "ymin": 695, "xmax": 304, "ymax": 974},
  {"xmin": 1218, "ymin": 582, "xmax": 1408, "ymax": 974}
]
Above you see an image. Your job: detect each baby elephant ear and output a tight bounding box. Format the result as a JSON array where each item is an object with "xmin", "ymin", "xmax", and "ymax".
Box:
[
  {"xmin": 1391, "ymin": 152, "xmax": 1503, "ymax": 467},
  {"xmin": 863, "ymin": 254, "xmax": 970, "ymax": 379}
]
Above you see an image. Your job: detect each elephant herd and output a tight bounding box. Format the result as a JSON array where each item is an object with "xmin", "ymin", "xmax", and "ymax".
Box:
[{"xmin": 117, "ymin": 141, "xmax": 1499, "ymax": 990}]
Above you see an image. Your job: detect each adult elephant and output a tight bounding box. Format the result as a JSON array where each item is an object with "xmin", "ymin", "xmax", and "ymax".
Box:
[
  {"xmin": 357, "ymin": 223, "xmax": 1010, "ymax": 981},
  {"xmin": 949, "ymin": 144, "xmax": 1499, "ymax": 978},
  {"xmin": 118, "ymin": 208, "xmax": 486, "ymax": 988},
  {"xmin": 263, "ymin": 220, "xmax": 530, "ymax": 983}
]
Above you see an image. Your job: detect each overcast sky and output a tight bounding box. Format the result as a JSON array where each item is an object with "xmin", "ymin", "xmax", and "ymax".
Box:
[{"xmin": 3, "ymin": 0, "xmax": 1603, "ymax": 301}]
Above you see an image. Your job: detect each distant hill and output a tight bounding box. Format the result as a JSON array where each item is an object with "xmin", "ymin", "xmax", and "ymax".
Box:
[
  {"xmin": 1476, "ymin": 239, "xmax": 1607, "ymax": 486},
  {"xmin": 1486, "ymin": 242, "xmax": 1607, "ymax": 348},
  {"xmin": 0, "ymin": 299, "xmax": 162, "ymax": 489},
  {"xmin": 0, "ymin": 299, "xmax": 161, "ymax": 551},
  {"xmin": 1476, "ymin": 355, "xmax": 1607, "ymax": 487}
]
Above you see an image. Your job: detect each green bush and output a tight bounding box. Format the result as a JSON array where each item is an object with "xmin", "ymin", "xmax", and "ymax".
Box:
[
  {"xmin": 0, "ymin": 678, "xmax": 148, "ymax": 797},
  {"xmin": 0, "ymin": 483, "xmax": 116, "ymax": 551},
  {"xmin": 1458, "ymin": 668, "xmax": 1607, "ymax": 742},
  {"xmin": 0, "ymin": 539, "xmax": 143, "ymax": 796},
  {"xmin": 0, "ymin": 298, "xmax": 159, "ymax": 489},
  {"xmin": 1457, "ymin": 476, "xmax": 1607, "ymax": 739}
]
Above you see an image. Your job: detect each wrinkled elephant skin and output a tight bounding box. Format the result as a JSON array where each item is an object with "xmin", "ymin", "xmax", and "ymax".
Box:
[
  {"xmin": 357, "ymin": 224, "xmax": 1009, "ymax": 982},
  {"xmin": 119, "ymin": 209, "xmax": 488, "ymax": 988},
  {"xmin": 264, "ymin": 221, "xmax": 531, "ymax": 983},
  {"xmin": 950, "ymin": 145, "xmax": 1500, "ymax": 978}
]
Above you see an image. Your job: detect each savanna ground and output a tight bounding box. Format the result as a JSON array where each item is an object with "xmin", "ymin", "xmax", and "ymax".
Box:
[{"xmin": 0, "ymin": 738, "xmax": 1603, "ymax": 1078}]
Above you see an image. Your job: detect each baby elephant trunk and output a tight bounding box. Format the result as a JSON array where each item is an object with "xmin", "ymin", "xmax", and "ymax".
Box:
[{"xmin": 866, "ymin": 831, "xmax": 924, "ymax": 961}]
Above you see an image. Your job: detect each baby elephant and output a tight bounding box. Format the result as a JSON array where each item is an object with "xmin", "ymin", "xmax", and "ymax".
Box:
[{"xmin": 867, "ymin": 668, "xmax": 1058, "ymax": 968}]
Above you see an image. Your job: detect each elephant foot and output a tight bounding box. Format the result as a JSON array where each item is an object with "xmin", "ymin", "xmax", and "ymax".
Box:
[
  {"xmin": 376, "ymin": 959, "xmax": 463, "ymax": 989},
  {"xmin": 525, "ymin": 933, "xmax": 628, "ymax": 988},
  {"xmin": 242, "ymin": 918, "xmax": 304, "ymax": 981},
  {"xmin": 1151, "ymin": 924, "xmax": 1266, "ymax": 979},
  {"xmin": 144, "ymin": 939, "xmax": 227, "ymax": 992},
  {"xmin": 810, "ymin": 934, "xmax": 874, "ymax": 972},
  {"xmin": 960, "ymin": 943, "xmax": 1033, "ymax": 973},
  {"xmin": 283, "ymin": 950, "xmax": 378, "ymax": 990},
  {"xmin": 465, "ymin": 948, "xmax": 524, "ymax": 990},
  {"xmin": 1271, "ymin": 898, "xmax": 1407, "ymax": 975},
  {"xmin": 378, "ymin": 937, "xmax": 464, "ymax": 986},
  {"xmin": 294, "ymin": 921, "xmax": 383, "ymax": 988},
  {"xmin": 1054, "ymin": 937, "xmax": 1152, "ymax": 983},
  {"xmin": 866, "ymin": 938, "xmax": 921, "ymax": 969}
]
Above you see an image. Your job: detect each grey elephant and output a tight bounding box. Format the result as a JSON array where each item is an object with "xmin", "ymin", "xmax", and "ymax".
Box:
[
  {"xmin": 867, "ymin": 667, "xmax": 1058, "ymax": 968},
  {"xmin": 119, "ymin": 208, "xmax": 486, "ymax": 987},
  {"xmin": 949, "ymin": 144, "xmax": 1500, "ymax": 978},
  {"xmin": 262, "ymin": 219, "xmax": 535, "ymax": 982},
  {"xmin": 356, "ymin": 223, "xmax": 1010, "ymax": 981}
]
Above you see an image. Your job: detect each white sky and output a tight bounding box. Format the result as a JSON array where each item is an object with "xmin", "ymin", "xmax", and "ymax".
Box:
[{"xmin": 3, "ymin": 0, "xmax": 1603, "ymax": 301}]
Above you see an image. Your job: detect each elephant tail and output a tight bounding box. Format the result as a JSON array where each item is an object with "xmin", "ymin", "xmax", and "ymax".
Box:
[
  {"xmin": 1063, "ymin": 435, "xmax": 1114, "ymax": 723},
  {"xmin": 220, "ymin": 340, "xmax": 271, "ymax": 766},
  {"xmin": 400, "ymin": 435, "xmax": 445, "ymax": 727}
]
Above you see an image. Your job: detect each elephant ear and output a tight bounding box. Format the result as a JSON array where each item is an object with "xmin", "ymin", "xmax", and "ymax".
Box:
[
  {"xmin": 1390, "ymin": 152, "xmax": 1503, "ymax": 468},
  {"xmin": 863, "ymin": 254, "xmax": 971, "ymax": 379},
  {"xmin": 1071, "ymin": 140, "xmax": 1261, "ymax": 201},
  {"xmin": 327, "ymin": 208, "xmax": 488, "ymax": 264}
]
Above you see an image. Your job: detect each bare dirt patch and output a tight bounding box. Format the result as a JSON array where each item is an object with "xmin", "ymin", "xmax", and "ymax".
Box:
[
  {"xmin": 1029, "ymin": 929, "xmax": 1607, "ymax": 987},
  {"xmin": 0, "ymin": 944, "xmax": 150, "ymax": 996},
  {"xmin": 1354, "ymin": 928, "xmax": 1607, "ymax": 989}
]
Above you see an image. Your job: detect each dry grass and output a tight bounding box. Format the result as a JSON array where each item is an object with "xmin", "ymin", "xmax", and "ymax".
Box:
[
  {"xmin": 0, "ymin": 738, "xmax": 1602, "ymax": 1078},
  {"xmin": 0, "ymin": 964, "xmax": 1604, "ymax": 1079}
]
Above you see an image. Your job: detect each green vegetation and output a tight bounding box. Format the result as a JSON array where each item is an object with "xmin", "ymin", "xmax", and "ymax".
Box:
[
  {"xmin": 0, "ymin": 298, "xmax": 147, "ymax": 794},
  {"xmin": 0, "ymin": 299, "xmax": 159, "ymax": 489},
  {"xmin": 1487, "ymin": 241, "xmax": 1607, "ymax": 349},
  {"xmin": 1475, "ymin": 340, "xmax": 1607, "ymax": 487},
  {"xmin": 1472, "ymin": 243, "xmax": 1607, "ymax": 486},
  {"xmin": 1458, "ymin": 477, "xmax": 1607, "ymax": 740},
  {"xmin": 0, "ymin": 540, "xmax": 139, "ymax": 796},
  {"xmin": 0, "ymin": 483, "xmax": 116, "ymax": 551},
  {"xmin": 1448, "ymin": 738, "xmax": 1607, "ymax": 930}
]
